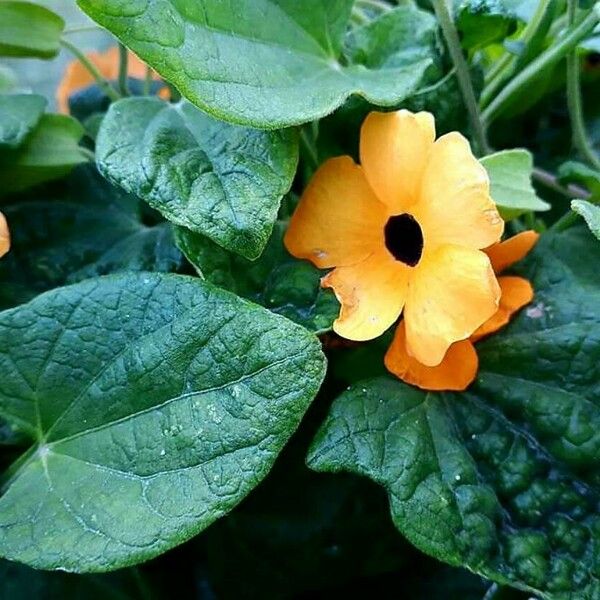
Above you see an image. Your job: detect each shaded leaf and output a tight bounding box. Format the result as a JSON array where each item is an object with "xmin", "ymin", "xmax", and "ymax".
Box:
[
  {"xmin": 308, "ymin": 228, "xmax": 600, "ymax": 598},
  {"xmin": 572, "ymin": 199, "xmax": 600, "ymax": 239},
  {"xmin": 0, "ymin": 114, "xmax": 87, "ymax": 197},
  {"xmin": 0, "ymin": 273, "xmax": 326, "ymax": 571},
  {"xmin": 0, "ymin": 94, "xmax": 47, "ymax": 149},
  {"xmin": 0, "ymin": 166, "xmax": 183, "ymax": 310},
  {"xmin": 77, "ymin": 1, "xmax": 437, "ymax": 128},
  {"xmin": 558, "ymin": 161, "xmax": 600, "ymax": 200},
  {"xmin": 480, "ymin": 149, "xmax": 550, "ymax": 219},
  {"xmin": 96, "ymin": 98, "xmax": 298, "ymax": 259},
  {"xmin": 0, "ymin": 1, "xmax": 64, "ymax": 59},
  {"xmin": 175, "ymin": 221, "xmax": 339, "ymax": 334}
]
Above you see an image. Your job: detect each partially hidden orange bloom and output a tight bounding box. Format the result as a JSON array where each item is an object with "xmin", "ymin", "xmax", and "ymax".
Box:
[
  {"xmin": 385, "ymin": 230, "xmax": 539, "ymax": 391},
  {"xmin": 0, "ymin": 212, "xmax": 10, "ymax": 258},
  {"xmin": 285, "ymin": 110, "xmax": 504, "ymax": 367},
  {"xmin": 57, "ymin": 46, "xmax": 166, "ymax": 113}
]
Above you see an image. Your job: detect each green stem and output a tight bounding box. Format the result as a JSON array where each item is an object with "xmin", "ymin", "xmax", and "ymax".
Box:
[
  {"xmin": 300, "ymin": 128, "xmax": 319, "ymax": 171},
  {"xmin": 566, "ymin": 1, "xmax": 600, "ymax": 170},
  {"xmin": 431, "ymin": 0, "xmax": 490, "ymax": 155},
  {"xmin": 63, "ymin": 24, "xmax": 101, "ymax": 35},
  {"xmin": 532, "ymin": 166, "xmax": 590, "ymax": 199},
  {"xmin": 143, "ymin": 65, "xmax": 153, "ymax": 96},
  {"xmin": 482, "ymin": 4, "xmax": 600, "ymax": 125},
  {"xmin": 118, "ymin": 43, "xmax": 130, "ymax": 97},
  {"xmin": 356, "ymin": 0, "xmax": 393, "ymax": 13},
  {"xmin": 60, "ymin": 38, "xmax": 120, "ymax": 102}
]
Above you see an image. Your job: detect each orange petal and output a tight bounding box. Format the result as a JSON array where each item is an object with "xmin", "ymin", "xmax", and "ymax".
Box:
[
  {"xmin": 284, "ymin": 156, "xmax": 387, "ymax": 269},
  {"xmin": 322, "ymin": 248, "xmax": 409, "ymax": 341},
  {"xmin": 414, "ymin": 132, "xmax": 504, "ymax": 250},
  {"xmin": 385, "ymin": 321, "xmax": 478, "ymax": 391},
  {"xmin": 56, "ymin": 47, "xmax": 163, "ymax": 114},
  {"xmin": 471, "ymin": 275, "xmax": 534, "ymax": 342},
  {"xmin": 485, "ymin": 230, "xmax": 539, "ymax": 274},
  {"xmin": 359, "ymin": 110, "xmax": 435, "ymax": 214},
  {"xmin": 404, "ymin": 244, "xmax": 500, "ymax": 366},
  {"xmin": 0, "ymin": 212, "xmax": 10, "ymax": 258}
]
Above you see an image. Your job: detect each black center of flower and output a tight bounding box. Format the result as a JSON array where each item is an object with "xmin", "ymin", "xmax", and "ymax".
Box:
[{"xmin": 384, "ymin": 214, "xmax": 423, "ymax": 267}]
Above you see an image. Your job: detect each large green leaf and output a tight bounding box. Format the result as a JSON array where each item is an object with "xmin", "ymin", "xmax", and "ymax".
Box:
[
  {"xmin": 96, "ymin": 97, "xmax": 298, "ymax": 259},
  {"xmin": 175, "ymin": 220, "xmax": 339, "ymax": 333},
  {"xmin": 0, "ymin": 1, "xmax": 64, "ymax": 59},
  {"xmin": 572, "ymin": 199, "xmax": 600, "ymax": 240},
  {"xmin": 480, "ymin": 149, "xmax": 550, "ymax": 219},
  {"xmin": 308, "ymin": 227, "xmax": 600, "ymax": 598},
  {"xmin": 0, "ymin": 114, "xmax": 87, "ymax": 197},
  {"xmin": 0, "ymin": 273, "xmax": 325, "ymax": 572},
  {"xmin": 77, "ymin": 1, "xmax": 437, "ymax": 128},
  {"xmin": 0, "ymin": 94, "xmax": 47, "ymax": 149},
  {"xmin": 0, "ymin": 166, "xmax": 183, "ymax": 310}
]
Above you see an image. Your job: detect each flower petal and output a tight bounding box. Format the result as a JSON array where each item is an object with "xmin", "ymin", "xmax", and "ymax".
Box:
[
  {"xmin": 404, "ymin": 244, "xmax": 500, "ymax": 366},
  {"xmin": 471, "ymin": 275, "xmax": 534, "ymax": 342},
  {"xmin": 414, "ymin": 132, "xmax": 504, "ymax": 250},
  {"xmin": 322, "ymin": 248, "xmax": 409, "ymax": 341},
  {"xmin": 0, "ymin": 212, "xmax": 10, "ymax": 258},
  {"xmin": 385, "ymin": 321, "xmax": 478, "ymax": 391},
  {"xmin": 485, "ymin": 230, "xmax": 539, "ymax": 274},
  {"xmin": 359, "ymin": 110, "xmax": 435, "ymax": 214},
  {"xmin": 285, "ymin": 156, "xmax": 388, "ymax": 269}
]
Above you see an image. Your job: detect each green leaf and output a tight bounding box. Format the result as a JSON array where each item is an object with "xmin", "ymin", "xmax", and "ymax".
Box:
[
  {"xmin": 0, "ymin": 1, "xmax": 64, "ymax": 59},
  {"xmin": 308, "ymin": 227, "xmax": 600, "ymax": 598},
  {"xmin": 0, "ymin": 273, "xmax": 325, "ymax": 572},
  {"xmin": 96, "ymin": 97, "xmax": 298, "ymax": 259},
  {"xmin": 558, "ymin": 160, "xmax": 600, "ymax": 200},
  {"xmin": 76, "ymin": 1, "xmax": 437, "ymax": 128},
  {"xmin": 571, "ymin": 199, "xmax": 600, "ymax": 239},
  {"xmin": 0, "ymin": 114, "xmax": 87, "ymax": 197},
  {"xmin": 0, "ymin": 166, "xmax": 184, "ymax": 310},
  {"xmin": 0, "ymin": 94, "xmax": 46, "ymax": 149},
  {"xmin": 175, "ymin": 220, "xmax": 339, "ymax": 333},
  {"xmin": 480, "ymin": 149, "xmax": 550, "ymax": 219}
]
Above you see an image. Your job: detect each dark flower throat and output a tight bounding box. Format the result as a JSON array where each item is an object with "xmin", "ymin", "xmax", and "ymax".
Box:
[{"xmin": 384, "ymin": 214, "xmax": 423, "ymax": 267}]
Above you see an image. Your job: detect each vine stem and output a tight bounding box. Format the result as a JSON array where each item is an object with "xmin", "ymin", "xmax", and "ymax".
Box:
[
  {"xmin": 532, "ymin": 167, "xmax": 590, "ymax": 200},
  {"xmin": 60, "ymin": 38, "xmax": 120, "ymax": 102},
  {"xmin": 118, "ymin": 43, "xmax": 130, "ymax": 97},
  {"xmin": 482, "ymin": 4, "xmax": 600, "ymax": 125},
  {"xmin": 431, "ymin": 0, "xmax": 490, "ymax": 155},
  {"xmin": 566, "ymin": 0, "xmax": 600, "ymax": 170}
]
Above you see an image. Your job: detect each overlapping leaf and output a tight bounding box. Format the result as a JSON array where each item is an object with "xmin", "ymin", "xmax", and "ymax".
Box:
[
  {"xmin": 0, "ymin": 273, "xmax": 326, "ymax": 571},
  {"xmin": 77, "ymin": 1, "xmax": 438, "ymax": 128},
  {"xmin": 96, "ymin": 98, "xmax": 298, "ymax": 259},
  {"xmin": 0, "ymin": 94, "xmax": 47, "ymax": 149},
  {"xmin": 308, "ymin": 228, "xmax": 600, "ymax": 599}
]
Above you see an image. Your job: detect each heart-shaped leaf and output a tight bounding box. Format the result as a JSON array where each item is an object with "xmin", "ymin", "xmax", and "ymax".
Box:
[
  {"xmin": 77, "ymin": 1, "xmax": 437, "ymax": 128},
  {"xmin": 175, "ymin": 221, "xmax": 339, "ymax": 333},
  {"xmin": 96, "ymin": 97, "xmax": 298, "ymax": 259},
  {"xmin": 0, "ymin": 114, "xmax": 87, "ymax": 197},
  {"xmin": 0, "ymin": 94, "xmax": 47, "ymax": 149},
  {"xmin": 0, "ymin": 273, "xmax": 325, "ymax": 572},
  {"xmin": 0, "ymin": 166, "xmax": 183, "ymax": 310},
  {"xmin": 308, "ymin": 228, "xmax": 600, "ymax": 598}
]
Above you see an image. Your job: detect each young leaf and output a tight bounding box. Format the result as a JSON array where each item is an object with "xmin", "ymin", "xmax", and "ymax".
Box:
[
  {"xmin": 0, "ymin": 273, "xmax": 325, "ymax": 572},
  {"xmin": 0, "ymin": 2, "xmax": 64, "ymax": 59},
  {"xmin": 0, "ymin": 94, "xmax": 47, "ymax": 149},
  {"xmin": 308, "ymin": 227, "xmax": 600, "ymax": 598},
  {"xmin": 480, "ymin": 149, "xmax": 550, "ymax": 219},
  {"xmin": 0, "ymin": 114, "xmax": 87, "ymax": 197},
  {"xmin": 175, "ymin": 221, "xmax": 339, "ymax": 334},
  {"xmin": 76, "ymin": 1, "xmax": 437, "ymax": 128},
  {"xmin": 0, "ymin": 166, "xmax": 183, "ymax": 310},
  {"xmin": 96, "ymin": 98, "xmax": 298, "ymax": 259},
  {"xmin": 571, "ymin": 199, "xmax": 600, "ymax": 239}
]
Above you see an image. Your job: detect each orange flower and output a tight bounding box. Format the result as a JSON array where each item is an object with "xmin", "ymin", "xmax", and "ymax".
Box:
[
  {"xmin": 0, "ymin": 212, "xmax": 10, "ymax": 258},
  {"xmin": 385, "ymin": 230, "xmax": 539, "ymax": 390},
  {"xmin": 285, "ymin": 110, "xmax": 504, "ymax": 366},
  {"xmin": 56, "ymin": 46, "xmax": 166, "ymax": 114}
]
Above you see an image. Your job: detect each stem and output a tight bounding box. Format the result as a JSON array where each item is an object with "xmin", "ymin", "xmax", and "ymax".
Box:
[
  {"xmin": 60, "ymin": 38, "xmax": 120, "ymax": 102},
  {"xmin": 63, "ymin": 24, "xmax": 101, "ymax": 35},
  {"xmin": 551, "ymin": 210, "xmax": 580, "ymax": 231},
  {"xmin": 431, "ymin": 0, "xmax": 490, "ymax": 155},
  {"xmin": 566, "ymin": 1, "xmax": 600, "ymax": 169},
  {"xmin": 118, "ymin": 43, "xmax": 130, "ymax": 97},
  {"xmin": 143, "ymin": 65, "xmax": 153, "ymax": 96},
  {"xmin": 356, "ymin": 0, "xmax": 393, "ymax": 13},
  {"xmin": 482, "ymin": 4, "xmax": 600, "ymax": 125},
  {"xmin": 300, "ymin": 128, "xmax": 319, "ymax": 171},
  {"xmin": 532, "ymin": 166, "xmax": 591, "ymax": 199}
]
